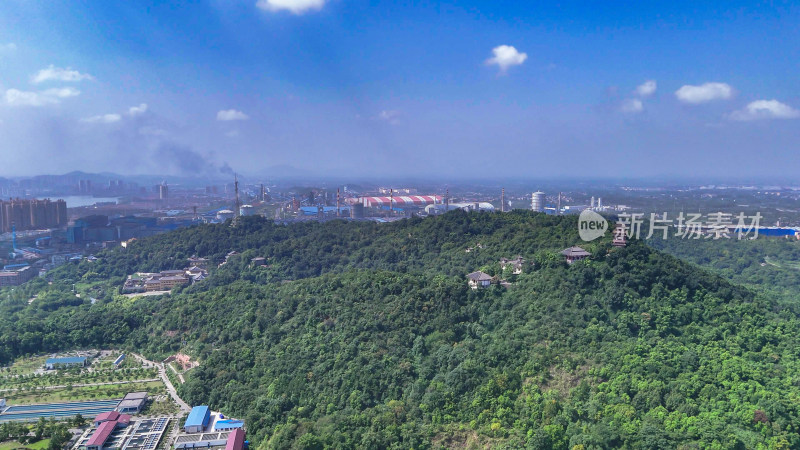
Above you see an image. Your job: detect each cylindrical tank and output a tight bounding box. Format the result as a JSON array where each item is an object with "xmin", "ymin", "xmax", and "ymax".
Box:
[
  {"xmin": 350, "ymin": 203, "xmax": 365, "ymax": 219},
  {"xmin": 531, "ymin": 191, "xmax": 545, "ymax": 212}
]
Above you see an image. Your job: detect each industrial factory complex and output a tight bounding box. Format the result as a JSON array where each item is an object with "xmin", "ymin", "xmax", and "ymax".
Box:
[
  {"xmin": 4, "ymin": 173, "xmax": 798, "ymax": 292},
  {"xmin": 1, "ymin": 392, "xmax": 247, "ymax": 450}
]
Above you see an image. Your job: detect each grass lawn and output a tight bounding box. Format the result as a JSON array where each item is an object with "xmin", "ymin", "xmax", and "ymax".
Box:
[
  {"xmin": 1, "ymin": 367, "xmax": 159, "ymax": 391},
  {"xmin": 3, "ymin": 380, "xmax": 165, "ymax": 405},
  {"xmin": 0, "ymin": 439, "xmax": 50, "ymax": 450},
  {"xmin": 3, "ymin": 356, "xmax": 48, "ymax": 376}
]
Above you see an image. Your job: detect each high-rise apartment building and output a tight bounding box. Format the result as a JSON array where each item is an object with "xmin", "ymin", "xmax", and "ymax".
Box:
[{"xmin": 0, "ymin": 198, "xmax": 68, "ymax": 233}]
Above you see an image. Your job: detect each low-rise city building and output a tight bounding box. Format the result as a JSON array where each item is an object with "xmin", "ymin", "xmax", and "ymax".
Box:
[
  {"xmin": 116, "ymin": 392, "xmax": 148, "ymax": 414},
  {"xmin": 0, "ymin": 265, "xmax": 37, "ymax": 287}
]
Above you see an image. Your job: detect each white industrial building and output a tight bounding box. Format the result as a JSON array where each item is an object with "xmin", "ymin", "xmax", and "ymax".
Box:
[{"xmin": 425, "ymin": 202, "xmax": 495, "ymax": 214}]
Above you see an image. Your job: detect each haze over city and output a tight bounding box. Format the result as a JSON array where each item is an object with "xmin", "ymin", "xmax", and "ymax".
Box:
[{"xmin": 1, "ymin": 1, "xmax": 799, "ymax": 180}]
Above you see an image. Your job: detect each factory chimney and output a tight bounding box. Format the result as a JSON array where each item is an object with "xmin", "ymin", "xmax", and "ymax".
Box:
[
  {"xmin": 234, "ymin": 174, "xmax": 241, "ymax": 218},
  {"xmin": 336, "ymin": 188, "xmax": 341, "ymax": 217},
  {"xmin": 501, "ymin": 188, "xmax": 505, "ymax": 213}
]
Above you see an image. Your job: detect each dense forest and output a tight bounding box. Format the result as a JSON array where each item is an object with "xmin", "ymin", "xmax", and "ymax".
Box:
[
  {"xmin": 2, "ymin": 212, "xmax": 800, "ymax": 449},
  {"xmin": 649, "ymin": 233, "xmax": 800, "ymax": 303}
]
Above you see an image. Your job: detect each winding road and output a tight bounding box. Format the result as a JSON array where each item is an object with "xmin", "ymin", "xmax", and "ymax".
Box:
[{"xmin": 130, "ymin": 353, "xmax": 191, "ymax": 413}]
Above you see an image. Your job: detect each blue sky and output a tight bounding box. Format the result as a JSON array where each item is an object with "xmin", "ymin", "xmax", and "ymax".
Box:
[{"xmin": 0, "ymin": 1, "xmax": 798, "ymax": 179}]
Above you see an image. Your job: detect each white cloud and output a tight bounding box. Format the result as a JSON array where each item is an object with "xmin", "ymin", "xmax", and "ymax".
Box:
[
  {"xmin": 139, "ymin": 126, "xmax": 167, "ymax": 136},
  {"xmin": 81, "ymin": 113, "xmax": 122, "ymax": 124},
  {"xmin": 129, "ymin": 103, "xmax": 148, "ymax": 116},
  {"xmin": 485, "ymin": 45, "xmax": 527, "ymax": 74},
  {"xmin": 636, "ymin": 80, "xmax": 657, "ymax": 97},
  {"xmin": 675, "ymin": 82, "xmax": 733, "ymax": 104},
  {"xmin": 256, "ymin": 0, "xmax": 326, "ymax": 14},
  {"xmin": 217, "ymin": 109, "xmax": 249, "ymax": 121},
  {"xmin": 378, "ymin": 110, "xmax": 400, "ymax": 125},
  {"xmin": 729, "ymin": 99, "xmax": 800, "ymax": 121},
  {"xmin": 0, "ymin": 43, "xmax": 16, "ymax": 53},
  {"xmin": 225, "ymin": 130, "xmax": 241, "ymax": 138},
  {"xmin": 621, "ymin": 98, "xmax": 643, "ymax": 113},
  {"xmin": 4, "ymin": 87, "xmax": 80, "ymax": 106},
  {"xmin": 44, "ymin": 87, "xmax": 81, "ymax": 98},
  {"xmin": 31, "ymin": 65, "xmax": 94, "ymax": 84}
]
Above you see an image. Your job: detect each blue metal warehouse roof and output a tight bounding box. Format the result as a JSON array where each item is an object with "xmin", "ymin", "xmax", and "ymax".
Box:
[
  {"xmin": 214, "ymin": 420, "xmax": 245, "ymax": 430},
  {"xmin": 185, "ymin": 406, "xmax": 210, "ymax": 428},
  {"xmin": 46, "ymin": 357, "xmax": 86, "ymax": 365}
]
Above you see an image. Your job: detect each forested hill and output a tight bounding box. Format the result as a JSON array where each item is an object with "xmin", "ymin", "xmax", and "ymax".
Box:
[{"xmin": 2, "ymin": 212, "xmax": 800, "ymax": 449}]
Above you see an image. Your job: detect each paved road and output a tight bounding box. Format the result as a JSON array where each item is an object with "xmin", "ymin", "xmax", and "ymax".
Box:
[
  {"xmin": 131, "ymin": 353, "xmax": 191, "ymax": 413},
  {"xmin": 0, "ymin": 378, "xmax": 160, "ymax": 393},
  {"xmin": 167, "ymin": 363, "xmax": 186, "ymax": 384}
]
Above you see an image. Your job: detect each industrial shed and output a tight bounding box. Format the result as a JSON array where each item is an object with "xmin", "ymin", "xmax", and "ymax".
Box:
[{"xmin": 184, "ymin": 406, "xmax": 210, "ymax": 434}]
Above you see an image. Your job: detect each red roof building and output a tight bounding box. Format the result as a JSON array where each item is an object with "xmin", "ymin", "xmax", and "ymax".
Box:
[
  {"xmin": 117, "ymin": 414, "xmax": 132, "ymax": 426},
  {"xmin": 86, "ymin": 421, "xmax": 117, "ymax": 450},
  {"xmin": 93, "ymin": 411, "xmax": 120, "ymax": 426},
  {"xmin": 352, "ymin": 195, "xmax": 441, "ymax": 207},
  {"xmin": 225, "ymin": 429, "xmax": 246, "ymax": 450}
]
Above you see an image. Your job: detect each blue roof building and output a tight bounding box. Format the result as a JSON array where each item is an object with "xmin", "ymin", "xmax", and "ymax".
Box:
[
  {"xmin": 45, "ymin": 357, "xmax": 87, "ymax": 370},
  {"xmin": 214, "ymin": 419, "xmax": 245, "ymax": 431},
  {"xmin": 184, "ymin": 406, "xmax": 211, "ymax": 433}
]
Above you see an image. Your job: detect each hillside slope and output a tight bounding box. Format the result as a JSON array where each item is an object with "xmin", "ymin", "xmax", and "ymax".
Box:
[{"xmin": 1, "ymin": 212, "xmax": 799, "ymax": 449}]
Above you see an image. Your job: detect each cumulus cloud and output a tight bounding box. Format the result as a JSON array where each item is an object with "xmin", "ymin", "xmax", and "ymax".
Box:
[
  {"xmin": 621, "ymin": 98, "xmax": 643, "ymax": 113},
  {"xmin": 636, "ymin": 80, "xmax": 657, "ymax": 97},
  {"xmin": 31, "ymin": 65, "xmax": 94, "ymax": 84},
  {"xmin": 378, "ymin": 110, "xmax": 400, "ymax": 125},
  {"xmin": 129, "ymin": 103, "xmax": 148, "ymax": 116},
  {"xmin": 485, "ymin": 45, "xmax": 527, "ymax": 74},
  {"xmin": 217, "ymin": 109, "xmax": 249, "ymax": 121},
  {"xmin": 4, "ymin": 87, "xmax": 80, "ymax": 106},
  {"xmin": 81, "ymin": 113, "xmax": 122, "ymax": 124},
  {"xmin": 256, "ymin": 0, "xmax": 326, "ymax": 14},
  {"xmin": 728, "ymin": 99, "xmax": 800, "ymax": 121},
  {"xmin": 675, "ymin": 82, "xmax": 733, "ymax": 104}
]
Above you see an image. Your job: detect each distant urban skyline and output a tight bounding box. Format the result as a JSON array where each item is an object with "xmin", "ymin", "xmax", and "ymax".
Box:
[{"xmin": 1, "ymin": 1, "xmax": 798, "ymax": 179}]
